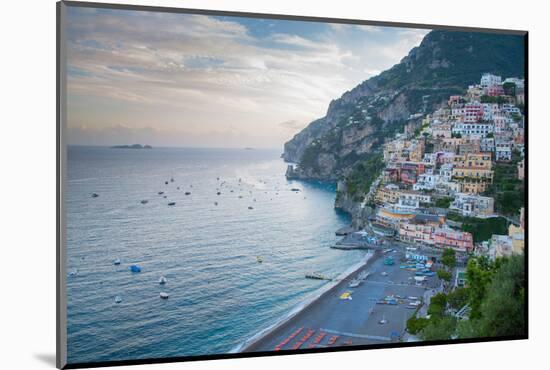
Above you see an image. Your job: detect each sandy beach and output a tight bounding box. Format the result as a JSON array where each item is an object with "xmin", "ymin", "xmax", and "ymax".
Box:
[{"xmin": 239, "ymin": 244, "xmax": 441, "ymax": 353}]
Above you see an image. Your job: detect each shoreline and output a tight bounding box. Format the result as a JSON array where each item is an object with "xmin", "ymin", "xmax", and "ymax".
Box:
[{"xmin": 231, "ymin": 250, "xmax": 380, "ymax": 353}]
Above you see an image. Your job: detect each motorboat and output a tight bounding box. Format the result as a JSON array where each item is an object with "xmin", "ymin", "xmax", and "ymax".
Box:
[
  {"xmin": 113, "ymin": 258, "xmax": 121, "ymax": 265},
  {"xmin": 168, "ymin": 202, "xmax": 176, "ymax": 206},
  {"xmin": 140, "ymin": 200, "xmax": 148, "ymax": 204},
  {"xmin": 159, "ymin": 292, "xmax": 169, "ymax": 299},
  {"xmin": 130, "ymin": 265, "xmax": 141, "ymax": 273},
  {"xmin": 159, "ymin": 276, "xmax": 167, "ymax": 285},
  {"xmin": 114, "ymin": 296, "xmax": 122, "ymax": 304}
]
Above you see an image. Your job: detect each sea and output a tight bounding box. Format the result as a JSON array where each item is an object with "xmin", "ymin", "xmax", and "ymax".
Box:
[{"xmin": 66, "ymin": 146, "xmax": 366, "ymax": 364}]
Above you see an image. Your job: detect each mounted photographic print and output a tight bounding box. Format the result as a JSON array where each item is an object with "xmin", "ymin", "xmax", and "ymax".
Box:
[{"xmin": 57, "ymin": 1, "xmax": 528, "ymax": 368}]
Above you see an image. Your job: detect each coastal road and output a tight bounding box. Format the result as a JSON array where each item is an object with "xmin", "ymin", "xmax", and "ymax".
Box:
[{"xmin": 243, "ymin": 247, "xmax": 440, "ymax": 353}]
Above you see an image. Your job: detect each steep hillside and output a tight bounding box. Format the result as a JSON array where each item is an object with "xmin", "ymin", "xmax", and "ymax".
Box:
[{"xmin": 283, "ymin": 29, "xmax": 525, "ymax": 185}]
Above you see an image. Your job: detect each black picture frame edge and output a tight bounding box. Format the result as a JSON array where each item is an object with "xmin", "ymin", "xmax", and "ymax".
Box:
[{"xmin": 56, "ymin": 1, "xmax": 529, "ymax": 369}]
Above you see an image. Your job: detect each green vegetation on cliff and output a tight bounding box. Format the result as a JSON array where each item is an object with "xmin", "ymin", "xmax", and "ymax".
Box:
[
  {"xmin": 447, "ymin": 213, "xmax": 508, "ymax": 243},
  {"xmin": 344, "ymin": 152, "xmax": 384, "ymax": 202},
  {"xmin": 484, "ymin": 150, "xmax": 524, "ymax": 216}
]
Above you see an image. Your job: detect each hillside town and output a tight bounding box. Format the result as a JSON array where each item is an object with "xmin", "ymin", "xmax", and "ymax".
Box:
[{"xmin": 362, "ymin": 73, "xmax": 525, "ymax": 264}]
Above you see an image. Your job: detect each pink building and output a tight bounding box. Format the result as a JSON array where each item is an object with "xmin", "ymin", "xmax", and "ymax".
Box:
[
  {"xmin": 486, "ymin": 85, "xmax": 505, "ymax": 96},
  {"xmin": 464, "ymin": 102, "xmax": 484, "ymax": 123},
  {"xmin": 433, "ymin": 228, "xmax": 474, "ymax": 252}
]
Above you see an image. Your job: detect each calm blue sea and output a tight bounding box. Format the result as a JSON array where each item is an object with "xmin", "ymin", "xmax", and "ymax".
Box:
[{"xmin": 66, "ymin": 146, "xmax": 365, "ymax": 364}]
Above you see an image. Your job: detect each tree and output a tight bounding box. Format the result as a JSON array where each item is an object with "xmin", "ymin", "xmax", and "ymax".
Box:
[
  {"xmin": 474, "ymin": 255, "xmax": 525, "ymax": 337},
  {"xmin": 435, "ymin": 197, "xmax": 453, "ymax": 209},
  {"xmin": 437, "ymin": 269, "xmax": 452, "ymax": 282},
  {"xmin": 465, "ymin": 256, "xmax": 495, "ymax": 319},
  {"xmin": 447, "ymin": 287, "xmax": 469, "ymax": 310},
  {"xmin": 502, "ymin": 81, "xmax": 516, "ymax": 96},
  {"xmin": 459, "ymin": 255, "xmax": 525, "ymax": 338},
  {"xmin": 406, "ymin": 316, "xmax": 429, "ymax": 335},
  {"xmin": 428, "ymin": 293, "xmax": 448, "ymax": 317},
  {"xmin": 421, "ymin": 316, "xmax": 457, "ymax": 341},
  {"xmin": 441, "ymin": 248, "xmax": 456, "ymax": 269}
]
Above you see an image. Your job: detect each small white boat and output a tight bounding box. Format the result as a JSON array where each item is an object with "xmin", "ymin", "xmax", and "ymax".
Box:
[
  {"xmin": 114, "ymin": 258, "xmax": 121, "ymax": 265},
  {"xmin": 68, "ymin": 269, "xmax": 78, "ymax": 277},
  {"xmin": 159, "ymin": 292, "xmax": 169, "ymax": 299},
  {"xmin": 159, "ymin": 276, "xmax": 167, "ymax": 285},
  {"xmin": 115, "ymin": 296, "xmax": 122, "ymax": 304},
  {"xmin": 348, "ymin": 279, "xmax": 361, "ymax": 288}
]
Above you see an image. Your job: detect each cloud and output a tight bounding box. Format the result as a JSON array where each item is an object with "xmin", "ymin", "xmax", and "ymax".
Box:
[{"xmin": 66, "ymin": 7, "xmax": 430, "ymax": 148}]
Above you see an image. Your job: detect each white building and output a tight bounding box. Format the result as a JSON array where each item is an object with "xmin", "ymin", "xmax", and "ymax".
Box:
[
  {"xmin": 413, "ymin": 172, "xmax": 437, "ymax": 191},
  {"xmin": 502, "ymin": 104, "xmax": 521, "ymax": 116},
  {"xmin": 495, "ymin": 139, "xmax": 512, "ymax": 161},
  {"xmin": 480, "ymin": 137, "xmax": 495, "ymax": 152},
  {"xmin": 482, "ymin": 103, "xmax": 500, "ymax": 121},
  {"xmin": 480, "ymin": 73, "xmax": 502, "ymax": 87},
  {"xmin": 503, "ymin": 77, "xmax": 525, "ymax": 90},
  {"xmin": 440, "ymin": 163, "xmax": 454, "ymax": 180},
  {"xmin": 452, "ymin": 122, "xmax": 494, "ymax": 138},
  {"xmin": 450, "ymin": 193, "xmax": 495, "ymax": 217},
  {"xmin": 397, "ymin": 192, "xmax": 432, "ymax": 209}
]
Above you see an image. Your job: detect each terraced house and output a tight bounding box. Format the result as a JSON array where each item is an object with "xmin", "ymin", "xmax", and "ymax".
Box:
[{"xmin": 452, "ymin": 152, "xmax": 494, "ymax": 193}]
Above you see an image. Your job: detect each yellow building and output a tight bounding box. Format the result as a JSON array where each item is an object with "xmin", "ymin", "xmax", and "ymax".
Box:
[
  {"xmin": 375, "ymin": 186, "xmax": 399, "ymax": 204},
  {"xmin": 508, "ymin": 224, "xmax": 525, "ymax": 255},
  {"xmin": 453, "ymin": 152, "xmax": 493, "ymax": 169},
  {"xmin": 452, "ymin": 152, "xmax": 494, "ymax": 194}
]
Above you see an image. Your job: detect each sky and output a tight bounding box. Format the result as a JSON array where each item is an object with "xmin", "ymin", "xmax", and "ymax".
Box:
[{"xmin": 66, "ymin": 6, "xmax": 430, "ymax": 149}]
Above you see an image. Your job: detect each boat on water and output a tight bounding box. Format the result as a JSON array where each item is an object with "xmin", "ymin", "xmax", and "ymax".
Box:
[
  {"xmin": 130, "ymin": 265, "xmax": 141, "ymax": 273},
  {"xmin": 158, "ymin": 191, "xmax": 164, "ymax": 195},
  {"xmin": 113, "ymin": 258, "xmax": 121, "ymax": 265},
  {"xmin": 140, "ymin": 200, "xmax": 148, "ymax": 204},
  {"xmin": 185, "ymin": 192, "xmax": 191, "ymax": 195},
  {"xmin": 165, "ymin": 181, "xmax": 168, "ymax": 185},
  {"xmin": 159, "ymin": 292, "xmax": 169, "ymax": 299},
  {"xmin": 68, "ymin": 269, "xmax": 78, "ymax": 277},
  {"xmin": 114, "ymin": 296, "xmax": 122, "ymax": 304},
  {"xmin": 248, "ymin": 206, "xmax": 254, "ymax": 210},
  {"xmin": 170, "ymin": 178, "xmax": 174, "ymax": 182},
  {"xmin": 91, "ymin": 193, "xmax": 99, "ymax": 198},
  {"xmin": 290, "ymin": 188, "xmax": 301, "ymax": 192},
  {"xmin": 214, "ymin": 202, "xmax": 218, "ymax": 206},
  {"xmin": 217, "ymin": 192, "xmax": 221, "ymax": 195},
  {"xmin": 168, "ymin": 202, "xmax": 176, "ymax": 206},
  {"xmin": 256, "ymin": 256, "xmax": 263, "ymax": 263},
  {"xmin": 159, "ymin": 276, "xmax": 167, "ymax": 285}
]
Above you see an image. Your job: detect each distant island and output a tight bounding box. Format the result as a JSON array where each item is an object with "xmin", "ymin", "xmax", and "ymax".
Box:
[{"xmin": 110, "ymin": 144, "xmax": 152, "ymax": 149}]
